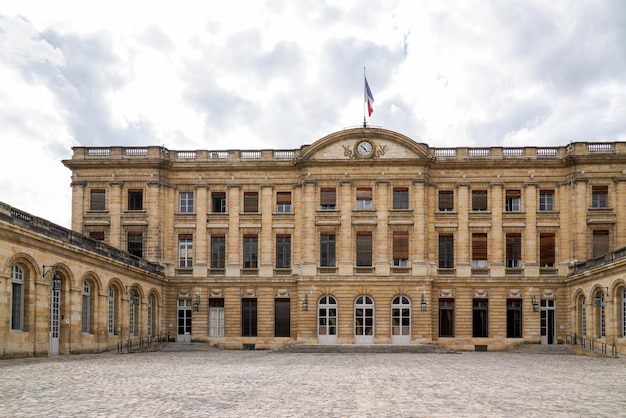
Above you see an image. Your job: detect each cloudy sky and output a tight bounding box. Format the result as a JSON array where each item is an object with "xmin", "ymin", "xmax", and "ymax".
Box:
[{"xmin": 1, "ymin": 0, "xmax": 625, "ymax": 228}]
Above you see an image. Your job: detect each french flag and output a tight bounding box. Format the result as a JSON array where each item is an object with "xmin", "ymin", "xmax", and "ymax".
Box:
[{"xmin": 365, "ymin": 76, "xmax": 375, "ymax": 117}]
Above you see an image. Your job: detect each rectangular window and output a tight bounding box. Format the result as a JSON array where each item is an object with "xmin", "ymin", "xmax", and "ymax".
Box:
[
  {"xmin": 472, "ymin": 233, "xmax": 488, "ymax": 268},
  {"xmin": 274, "ymin": 298, "xmax": 291, "ymax": 337},
  {"xmin": 211, "ymin": 236, "xmax": 226, "ymax": 269},
  {"xmin": 593, "ymin": 230, "xmax": 609, "ymax": 258},
  {"xmin": 127, "ymin": 232, "xmax": 143, "ymax": 258},
  {"xmin": 591, "ymin": 185, "xmax": 608, "ymax": 208},
  {"xmin": 243, "ymin": 192, "xmax": 259, "ymax": 213},
  {"xmin": 506, "ymin": 299, "xmax": 522, "ymax": 338},
  {"xmin": 128, "ymin": 189, "xmax": 143, "ymax": 211},
  {"xmin": 472, "ymin": 190, "xmax": 487, "ymax": 211},
  {"xmin": 539, "ymin": 233, "xmax": 555, "ymax": 267},
  {"xmin": 276, "ymin": 235, "xmax": 291, "ymax": 269},
  {"xmin": 178, "ymin": 234, "xmax": 193, "ymax": 268},
  {"xmin": 392, "ymin": 231, "xmax": 409, "ymax": 266},
  {"xmin": 211, "ymin": 192, "xmax": 226, "ymax": 213},
  {"xmin": 320, "ymin": 188, "xmax": 336, "ymax": 210},
  {"xmin": 472, "ymin": 299, "xmax": 488, "ymax": 337},
  {"xmin": 539, "ymin": 190, "xmax": 554, "ymax": 211},
  {"xmin": 82, "ymin": 281, "xmax": 91, "ymax": 334},
  {"xmin": 438, "ymin": 234, "xmax": 454, "ymax": 269},
  {"xmin": 505, "ymin": 190, "xmax": 521, "ymax": 212},
  {"xmin": 90, "ymin": 231, "xmax": 105, "ymax": 241},
  {"xmin": 438, "ymin": 299, "xmax": 454, "ymax": 337},
  {"xmin": 356, "ymin": 232, "xmax": 373, "ymax": 266},
  {"xmin": 438, "ymin": 190, "xmax": 454, "ymax": 212},
  {"xmin": 90, "ymin": 189, "xmax": 106, "ymax": 211},
  {"xmin": 356, "ymin": 188, "xmax": 373, "ymax": 209},
  {"xmin": 243, "ymin": 235, "xmax": 258, "ymax": 268},
  {"xmin": 108, "ymin": 287, "xmax": 115, "ymax": 335},
  {"xmin": 505, "ymin": 233, "xmax": 522, "ymax": 268},
  {"xmin": 241, "ymin": 298, "xmax": 258, "ymax": 337},
  {"xmin": 276, "ymin": 192, "xmax": 292, "ymax": 213},
  {"xmin": 320, "ymin": 233, "xmax": 336, "ymax": 267},
  {"xmin": 11, "ymin": 280, "xmax": 24, "ymax": 331},
  {"xmin": 392, "ymin": 188, "xmax": 409, "ymax": 209},
  {"xmin": 179, "ymin": 192, "xmax": 194, "ymax": 213}
]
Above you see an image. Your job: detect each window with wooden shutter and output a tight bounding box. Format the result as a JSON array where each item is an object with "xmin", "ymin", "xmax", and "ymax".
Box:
[
  {"xmin": 472, "ymin": 233, "xmax": 488, "ymax": 268},
  {"xmin": 438, "ymin": 234, "xmax": 454, "ymax": 268},
  {"xmin": 438, "ymin": 191, "xmax": 453, "ymax": 211},
  {"xmin": 393, "ymin": 231, "xmax": 409, "ymax": 266},
  {"xmin": 320, "ymin": 188, "xmax": 336, "ymax": 210},
  {"xmin": 472, "ymin": 190, "xmax": 487, "ymax": 211},
  {"xmin": 505, "ymin": 190, "xmax": 521, "ymax": 212},
  {"xmin": 276, "ymin": 192, "xmax": 291, "ymax": 212},
  {"xmin": 356, "ymin": 188, "xmax": 373, "ymax": 209},
  {"xmin": 539, "ymin": 233, "xmax": 555, "ymax": 267},
  {"xmin": 356, "ymin": 232, "xmax": 372, "ymax": 266},
  {"xmin": 243, "ymin": 192, "xmax": 258, "ymax": 213},
  {"xmin": 393, "ymin": 188, "xmax": 409, "ymax": 209},
  {"xmin": 593, "ymin": 230, "xmax": 609, "ymax": 258},
  {"xmin": 90, "ymin": 189, "xmax": 106, "ymax": 211},
  {"xmin": 505, "ymin": 233, "xmax": 521, "ymax": 267}
]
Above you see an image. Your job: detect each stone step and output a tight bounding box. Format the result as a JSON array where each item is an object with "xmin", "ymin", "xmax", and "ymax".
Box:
[{"xmin": 275, "ymin": 344, "xmax": 456, "ymax": 354}]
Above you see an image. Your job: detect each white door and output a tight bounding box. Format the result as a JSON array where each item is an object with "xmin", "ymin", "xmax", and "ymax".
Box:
[
  {"xmin": 50, "ymin": 286, "xmax": 60, "ymax": 356},
  {"xmin": 210, "ymin": 307, "xmax": 224, "ymax": 337},
  {"xmin": 317, "ymin": 296, "xmax": 338, "ymax": 344},
  {"xmin": 391, "ymin": 296, "xmax": 411, "ymax": 345},
  {"xmin": 177, "ymin": 299, "xmax": 192, "ymax": 343},
  {"xmin": 354, "ymin": 295, "xmax": 374, "ymax": 344},
  {"xmin": 541, "ymin": 299, "xmax": 556, "ymax": 345}
]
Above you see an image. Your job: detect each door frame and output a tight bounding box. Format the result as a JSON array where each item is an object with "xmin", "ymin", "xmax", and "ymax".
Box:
[
  {"xmin": 177, "ymin": 299, "xmax": 192, "ymax": 343},
  {"xmin": 540, "ymin": 299, "xmax": 556, "ymax": 345}
]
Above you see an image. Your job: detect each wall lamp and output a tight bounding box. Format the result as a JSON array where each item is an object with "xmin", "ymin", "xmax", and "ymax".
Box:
[
  {"xmin": 420, "ymin": 294, "xmax": 427, "ymax": 312},
  {"xmin": 302, "ymin": 294, "xmax": 309, "ymax": 312},
  {"xmin": 531, "ymin": 295, "xmax": 539, "ymax": 313},
  {"xmin": 193, "ymin": 291, "xmax": 201, "ymax": 312},
  {"xmin": 126, "ymin": 285, "xmax": 140, "ymax": 306},
  {"xmin": 43, "ymin": 265, "xmax": 62, "ymax": 290}
]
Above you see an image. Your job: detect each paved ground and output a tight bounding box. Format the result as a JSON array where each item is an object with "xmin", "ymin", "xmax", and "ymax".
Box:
[{"xmin": 0, "ymin": 344, "xmax": 624, "ymax": 417}]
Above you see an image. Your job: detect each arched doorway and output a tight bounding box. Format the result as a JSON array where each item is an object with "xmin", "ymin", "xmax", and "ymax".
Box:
[
  {"xmin": 354, "ymin": 295, "xmax": 374, "ymax": 344},
  {"xmin": 317, "ymin": 296, "xmax": 337, "ymax": 344},
  {"xmin": 391, "ymin": 296, "xmax": 411, "ymax": 345}
]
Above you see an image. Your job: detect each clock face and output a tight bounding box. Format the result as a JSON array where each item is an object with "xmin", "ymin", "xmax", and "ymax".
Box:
[{"xmin": 356, "ymin": 140, "xmax": 373, "ymax": 156}]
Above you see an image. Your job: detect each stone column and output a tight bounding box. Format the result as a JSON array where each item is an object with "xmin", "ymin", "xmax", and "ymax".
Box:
[
  {"xmin": 524, "ymin": 182, "xmax": 538, "ymax": 276},
  {"xmin": 375, "ymin": 179, "xmax": 390, "ymax": 276},
  {"xmin": 338, "ymin": 180, "xmax": 353, "ymax": 275},
  {"xmin": 259, "ymin": 184, "xmax": 274, "ymax": 277},
  {"xmin": 456, "ymin": 183, "xmax": 470, "ymax": 276},
  {"xmin": 194, "ymin": 184, "xmax": 208, "ymax": 276},
  {"xmin": 300, "ymin": 180, "xmax": 317, "ymax": 276},
  {"xmin": 614, "ymin": 178, "xmax": 626, "ymax": 249},
  {"xmin": 70, "ymin": 180, "xmax": 86, "ymax": 232},
  {"xmin": 226, "ymin": 184, "xmax": 241, "ymax": 276},
  {"xmin": 412, "ymin": 179, "xmax": 427, "ymax": 276},
  {"xmin": 490, "ymin": 182, "xmax": 504, "ymax": 277},
  {"xmin": 573, "ymin": 179, "xmax": 589, "ymax": 262},
  {"xmin": 108, "ymin": 181, "xmax": 123, "ymax": 249}
]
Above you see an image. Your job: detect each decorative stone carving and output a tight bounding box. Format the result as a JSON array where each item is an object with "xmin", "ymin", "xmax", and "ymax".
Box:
[
  {"xmin": 473, "ymin": 289, "xmax": 489, "ymax": 298},
  {"xmin": 275, "ymin": 288, "xmax": 290, "ymax": 297},
  {"xmin": 440, "ymin": 288, "xmax": 455, "ymax": 298},
  {"xmin": 178, "ymin": 288, "xmax": 191, "ymax": 298},
  {"xmin": 541, "ymin": 289, "xmax": 556, "ymax": 299},
  {"xmin": 241, "ymin": 288, "xmax": 256, "ymax": 297},
  {"xmin": 507, "ymin": 289, "xmax": 522, "ymax": 298},
  {"xmin": 210, "ymin": 288, "xmax": 223, "ymax": 298}
]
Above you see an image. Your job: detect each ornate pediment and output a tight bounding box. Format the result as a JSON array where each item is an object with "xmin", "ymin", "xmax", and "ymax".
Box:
[{"xmin": 296, "ymin": 127, "xmax": 431, "ymax": 163}]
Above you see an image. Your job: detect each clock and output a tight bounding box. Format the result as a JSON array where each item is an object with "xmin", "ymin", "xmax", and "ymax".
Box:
[{"xmin": 356, "ymin": 140, "xmax": 373, "ymax": 157}]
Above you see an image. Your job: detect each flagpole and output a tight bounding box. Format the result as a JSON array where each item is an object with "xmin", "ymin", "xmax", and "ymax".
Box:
[{"xmin": 363, "ymin": 67, "xmax": 367, "ymax": 128}]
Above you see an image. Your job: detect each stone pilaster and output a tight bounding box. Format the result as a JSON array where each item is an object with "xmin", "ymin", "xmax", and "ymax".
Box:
[
  {"xmin": 107, "ymin": 181, "xmax": 123, "ymax": 249},
  {"xmin": 490, "ymin": 182, "xmax": 504, "ymax": 277},
  {"xmin": 300, "ymin": 180, "xmax": 317, "ymax": 276},
  {"xmin": 524, "ymin": 182, "xmax": 538, "ymax": 275},
  {"xmin": 412, "ymin": 179, "xmax": 427, "ymax": 276},
  {"xmin": 456, "ymin": 183, "xmax": 470, "ymax": 276},
  {"xmin": 194, "ymin": 184, "xmax": 208, "ymax": 276},
  {"xmin": 226, "ymin": 184, "xmax": 241, "ymax": 276},
  {"xmin": 375, "ymin": 179, "xmax": 390, "ymax": 275},
  {"xmin": 259, "ymin": 184, "xmax": 274, "ymax": 277},
  {"xmin": 338, "ymin": 180, "xmax": 353, "ymax": 276}
]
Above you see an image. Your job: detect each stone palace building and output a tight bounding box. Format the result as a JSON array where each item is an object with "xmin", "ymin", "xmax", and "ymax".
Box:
[{"xmin": 2, "ymin": 127, "xmax": 626, "ymax": 357}]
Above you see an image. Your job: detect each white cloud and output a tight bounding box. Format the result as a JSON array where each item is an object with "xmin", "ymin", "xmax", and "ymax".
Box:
[{"xmin": 1, "ymin": 0, "xmax": 625, "ymax": 227}]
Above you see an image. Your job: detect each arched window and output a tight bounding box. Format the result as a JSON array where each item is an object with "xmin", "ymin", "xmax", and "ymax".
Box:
[
  {"xmin": 11, "ymin": 265, "xmax": 24, "ymax": 331},
  {"xmin": 129, "ymin": 290, "xmax": 139, "ymax": 337},
  {"xmin": 580, "ymin": 297, "xmax": 586, "ymax": 338},
  {"xmin": 147, "ymin": 295, "xmax": 153, "ymax": 338},
  {"xmin": 108, "ymin": 286, "xmax": 116, "ymax": 335},
  {"xmin": 595, "ymin": 292, "xmax": 605, "ymax": 338},
  {"xmin": 391, "ymin": 296, "xmax": 411, "ymax": 344},
  {"xmin": 317, "ymin": 296, "xmax": 338, "ymax": 344},
  {"xmin": 621, "ymin": 289, "xmax": 626, "ymax": 338},
  {"xmin": 82, "ymin": 281, "xmax": 91, "ymax": 333}
]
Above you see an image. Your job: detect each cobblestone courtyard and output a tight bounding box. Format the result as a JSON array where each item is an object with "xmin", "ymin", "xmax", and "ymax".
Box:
[{"xmin": 0, "ymin": 345, "xmax": 624, "ymax": 417}]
